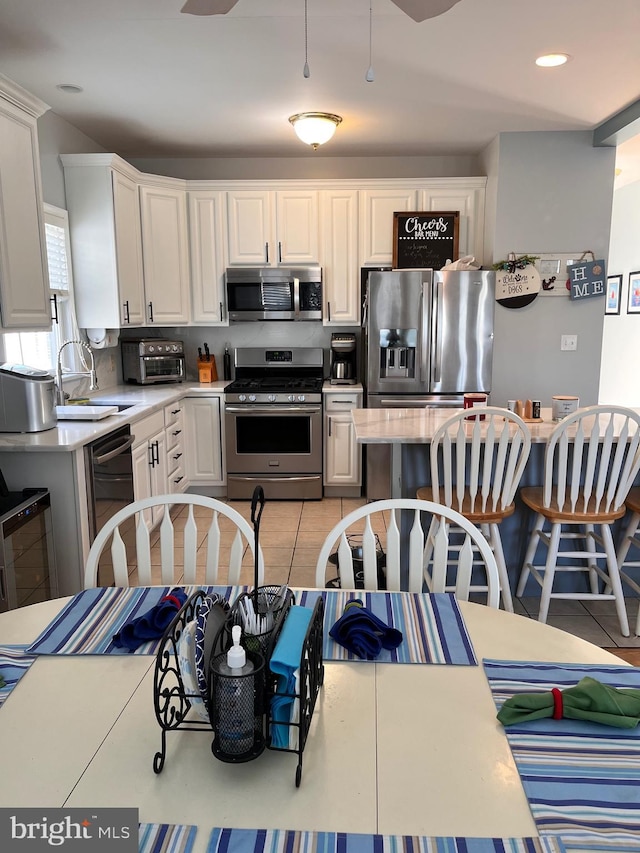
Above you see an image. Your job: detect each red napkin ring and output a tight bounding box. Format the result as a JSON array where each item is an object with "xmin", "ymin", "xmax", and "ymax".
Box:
[
  {"xmin": 162, "ymin": 593, "xmax": 183, "ymax": 610},
  {"xmin": 551, "ymin": 687, "xmax": 563, "ymax": 719}
]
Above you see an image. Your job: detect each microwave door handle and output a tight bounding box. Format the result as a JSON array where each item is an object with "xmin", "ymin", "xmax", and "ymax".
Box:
[{"xmin": 293, "ymin": 277, "xmax": 300, "ymax": 316}]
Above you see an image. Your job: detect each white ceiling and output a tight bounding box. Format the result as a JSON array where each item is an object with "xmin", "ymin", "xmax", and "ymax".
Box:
[{"xmin": 1, "ymin": 0, "xmax": 640, "ymax": 161}]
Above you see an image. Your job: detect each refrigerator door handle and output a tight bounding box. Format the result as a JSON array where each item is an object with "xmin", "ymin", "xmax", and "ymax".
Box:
[
  {"xmin": 431, "ymin": 278, "xmax": 443, "ymax": 386},
  {"xmin": 420, "ymin": 281, "xmax": 430, "ymax": 383}
]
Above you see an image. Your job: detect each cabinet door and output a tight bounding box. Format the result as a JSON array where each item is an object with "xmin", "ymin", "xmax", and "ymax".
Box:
[
  {"xmin": 359, "ymin": 188, "xmax": 418, "ymax": 266},
  {"xmin": 188, "ymin": 191, "xmax": 228, "ymax": 324},
  {"xmin": 0, "ymin": 102, "xmax": 50, "ymax": 329},
  {"xmin": 149, "ymin": 430, "xmax": 168, "ymax": 512},
  {"xmin": 132, "ymin": 439, "xmax": 152, "ymax": 516},
  {"xmin": 184, "ymin": 397, "xmax": 224, "ymax": 484},
  {"xmin": 276, "ymin": 190, "xmax": 319, "ymax": 264},
  {"xmin": 226, "ymin": 190, "xmax": 273, "ymax": 265},
  {"xmin": 140, "ymin": 185, "xmax": 191, "ymax": 324},
  {"xmin": 418, "ymin": 184, "xmax": 486, "ymax": 265},
  {"xmin": 320, "ymin": 189, "xmax": 359, "ymax": 324},
  {"xmin": 324, "ymin": 412, "xmax": 361, "ymax": 486},
  {"xmin": 112, "ymin": 170, "xmax": 145, "ymax": 325}
]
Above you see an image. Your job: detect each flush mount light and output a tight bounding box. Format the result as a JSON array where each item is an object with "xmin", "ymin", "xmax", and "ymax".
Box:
[
  {"xmin": 56, "ymin": 83, "xmax": 84, "ymax": 93},
  {"xmin": 289, "ymin": 112, "xmax": 342, "ymax": 150},
  {"xmin": 535, "ymin": 53, "xmax": 570, "ymax": 67}
]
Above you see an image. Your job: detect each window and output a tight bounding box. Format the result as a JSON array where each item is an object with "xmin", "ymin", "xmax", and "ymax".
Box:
[{"xmin": 1, "ymin": 204, "xmax": 88, "ymax": 375}]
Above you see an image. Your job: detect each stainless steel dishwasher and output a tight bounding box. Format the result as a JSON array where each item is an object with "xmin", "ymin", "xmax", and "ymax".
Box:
[{"xmin": 85, "ymin": 424, "xmax": 135, "ymax": 586}]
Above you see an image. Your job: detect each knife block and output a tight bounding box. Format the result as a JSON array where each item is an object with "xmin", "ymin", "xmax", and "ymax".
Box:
[{"xmin": 198, "ymin": 357, "xmax": 217, "ymax": 383}]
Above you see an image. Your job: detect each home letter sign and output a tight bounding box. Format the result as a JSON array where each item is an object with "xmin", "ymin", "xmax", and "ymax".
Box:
[{"xmin": 567, "ymin": 258, "xmax": 607, "ymax": 301}]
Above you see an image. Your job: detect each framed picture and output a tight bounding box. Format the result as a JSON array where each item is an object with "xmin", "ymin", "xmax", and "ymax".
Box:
[
  {"xmin": 392, "ymin": 211, "xmax": 459, "ymax": 269},
  {"xmin": 628, "ymin": 271, "xmax": 640, "ymax": 314},
  {"xmin": 605, "ymin": 274, "xmax": 622, "ymax": 315}
]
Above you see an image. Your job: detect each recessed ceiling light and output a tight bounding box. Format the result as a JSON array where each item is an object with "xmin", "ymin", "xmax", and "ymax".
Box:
[
  {"xmin": 56, "ymin": 83, "xmax": 84, "ymax": 94},
  {"xmin": 535, "ymin": 53, "xmax": 570, "ymax": 68}
]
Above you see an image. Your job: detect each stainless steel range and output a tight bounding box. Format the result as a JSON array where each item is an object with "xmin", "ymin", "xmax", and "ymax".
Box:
[{"xmin": 224, "ymin": 347, "xmax": 324, "ymax": 500}]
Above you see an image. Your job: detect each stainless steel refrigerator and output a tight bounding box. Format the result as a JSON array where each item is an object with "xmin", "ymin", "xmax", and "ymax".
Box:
[{"xmin": 364, "ymin": 268, "xmax": 495, "ymax": 499}]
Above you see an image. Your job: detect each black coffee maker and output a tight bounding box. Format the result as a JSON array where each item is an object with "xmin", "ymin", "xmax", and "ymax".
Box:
[{"xmin": 330, "ymin": 333, "xmax": 357, "ymax": 385}]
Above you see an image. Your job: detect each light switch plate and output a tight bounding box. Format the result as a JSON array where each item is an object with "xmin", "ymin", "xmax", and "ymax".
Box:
[{"xmin": 561, "ymin": 334, "xmax": 578, "ymax": 351}]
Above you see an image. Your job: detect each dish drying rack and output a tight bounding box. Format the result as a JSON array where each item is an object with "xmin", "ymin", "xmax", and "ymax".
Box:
[{"xmin": 151, "ymin": 586, "xmax": 324, "ymax": 786}]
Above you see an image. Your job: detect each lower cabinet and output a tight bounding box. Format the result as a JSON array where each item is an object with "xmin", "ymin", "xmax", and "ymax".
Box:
[
  {"xmin": 184, "ymin": 396, "xmax": 225, "ymax": 486},
  {"xmin": 323, "ymin": 390, "xmax": 362, "ymax": 497},
  {"xmin": 165, "ymin": 401, "xmax": 186, "ymax": 493},
  {"xmin": 131, "ymin": 409, "xmax": 167, "ymax": 529}
]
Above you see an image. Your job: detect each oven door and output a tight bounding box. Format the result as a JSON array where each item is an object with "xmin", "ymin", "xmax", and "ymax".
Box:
[
  {"xmin": 225, "ymin": 404, "xmax": 323, "ymax": 499},
  {"xmin": 139, "ymin": 355, "xmax": 185, "ymax": 384}
]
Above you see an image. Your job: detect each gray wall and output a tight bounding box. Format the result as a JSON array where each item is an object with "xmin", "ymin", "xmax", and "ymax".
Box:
[
  {"xmin": 37, "ymin": 111, "xmax": 106, "ymax": 207},
  {"xmin": 480, "ymin": 131, "xmax": 616, "ymax": 408}
]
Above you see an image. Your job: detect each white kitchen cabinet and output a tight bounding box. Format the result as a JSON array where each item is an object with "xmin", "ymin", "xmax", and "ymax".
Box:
[
  {"xmin": 140, "ymin": 183, "xmax": 191, "ymax": 324},
  {"xmin": 226, "ymin": 189, "xmax": 319, "ymax": 266},
  {"xmin": 184, "ymin": 396, "xmax": 225, "ymax": 485},
  {"xmin": 359, "ymin": 187, "xmax": 418, "ymax": 267},
  {"xmin": 320, "ymin": 189, "xmax": 360, "ymax": 325},
  {"xmin": 419, "ymin": 180, "xmax": 486, "ymax": 264},
  {"xmin": 131, "ymin": 409, "xmax": 167, "ymax": 529},
  {"xmin": 0, "ymin": 75, "xmax": 51, "ymax": 329},
  {"xmin": 62, "ymin": 153, "xmax": 146, "ymax": 328},
  {"xmin": 188, "ymin": 190, "xmax": 227, "ymax": 325},
  {"xmin": 323, "ymin": 390, "xmax": 363, "ymax": 497},
  {"xmin": 165, "ymin": 401, "xmax": 186, "ymax": 492}
]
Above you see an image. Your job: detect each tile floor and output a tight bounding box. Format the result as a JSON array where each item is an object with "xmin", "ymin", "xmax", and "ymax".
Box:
[{"xmin": 150, "ymin": 496, "xmax": 640, "ymax": 654}]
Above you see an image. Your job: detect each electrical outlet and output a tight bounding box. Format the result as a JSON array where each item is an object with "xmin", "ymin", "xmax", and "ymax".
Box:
[{"xmin": 561, "ymin": 334, "xmax": 577, "ymax": 351}]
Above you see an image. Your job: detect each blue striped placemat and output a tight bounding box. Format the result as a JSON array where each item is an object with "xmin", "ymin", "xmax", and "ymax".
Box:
[
  {"xmin": 298, "ymin": 590, "xmax": 476, "ymax": 665},
  {"xmin": 484, "ymin": 659, "xmax": 640, "ymax": 851},
  {"xmin": 139, "ymin": 823, "xmax": 197, "ymax": 853},
  {"xmin": 0, "ymin": 645, "xmax": 36, "ymax": 708},
  {"xmin": 206, "ymin": 827, "xmax": 565, "ymax": 853},
  {"xmin": 26, "ymin": 586, "xmax": 244, "ymax": 656}
]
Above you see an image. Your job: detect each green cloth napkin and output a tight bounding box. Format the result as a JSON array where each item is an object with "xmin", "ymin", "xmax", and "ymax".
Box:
[
  {"xmin": 0, "ymin": 674, "xmax": 4, "ymax": 689},
  {"xmin": 497, "ymin": 676, "xmax": 640, "ymax": 729}
]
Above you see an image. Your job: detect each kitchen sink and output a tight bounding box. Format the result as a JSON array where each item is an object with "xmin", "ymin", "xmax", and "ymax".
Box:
[{"xmin": 91, "ymin": 402, "xmax": 135, "ymax": 412}]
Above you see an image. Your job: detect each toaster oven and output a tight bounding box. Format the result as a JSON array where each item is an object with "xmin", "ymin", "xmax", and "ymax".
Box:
[{"xmin": 121, "ymin": 338, "xmax": 185, "ymax": 385}]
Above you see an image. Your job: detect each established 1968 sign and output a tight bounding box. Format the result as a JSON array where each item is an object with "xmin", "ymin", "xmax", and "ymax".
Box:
[{"xmin": 567, "ymin": 258, "xmax": 607, "ymax": 300}]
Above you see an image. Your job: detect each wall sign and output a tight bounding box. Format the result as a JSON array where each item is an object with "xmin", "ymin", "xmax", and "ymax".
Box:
[
  {"xmin": 567, "ymin": 257, "xmax": 607, "ymax": 301},
  {"xmin": 392, "ymin": 211, "xmax": 459, "ymax": 269},
  {"xmin": 495, "ymin": 264, "xmax": 541, "ymax": 309}
]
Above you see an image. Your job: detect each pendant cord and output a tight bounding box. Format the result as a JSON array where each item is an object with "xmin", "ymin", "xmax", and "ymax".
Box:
[
  {"xmin": 366, "ymin": 0, "xmax": 374, "ymax": 82},
  {"xmin": 303, "ymin": 0, "xmax": 310, "ymax": 78}
]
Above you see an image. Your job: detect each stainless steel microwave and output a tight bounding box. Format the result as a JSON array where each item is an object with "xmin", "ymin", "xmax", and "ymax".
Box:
[
  {"xmin": 121, "ymin": 338, "xmax": 185, "ymax": 384},
  {"xmin": 225, "ymin": 266, "xmax": 322, "ymax": 322}
]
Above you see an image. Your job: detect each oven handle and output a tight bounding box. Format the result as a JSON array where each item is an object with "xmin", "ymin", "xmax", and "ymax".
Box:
[
  {"xmin": 93, "ymin": 434, "xmax": 135, "ymax": 465},
  {"xmin": 228, "ymin": 475, "xmax": 321, "ymax": 484},
  {"xmin": 225, "ymin": 405, "xmax": 321, "ymax": 415}
]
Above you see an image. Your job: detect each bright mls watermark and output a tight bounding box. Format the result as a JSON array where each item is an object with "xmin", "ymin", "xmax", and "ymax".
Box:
[{"xmin": 0, "ymin": 809, "xmax": 138, "ymax": 851}]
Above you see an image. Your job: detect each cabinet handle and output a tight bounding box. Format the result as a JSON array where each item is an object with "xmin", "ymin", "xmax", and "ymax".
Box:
[
  {"xmin": 173, "ymin": 452, "xmax": 182, "ymax": 460},
  {"xmin": 278, "ymin": 241, "xmax": 282, "ymax": 263},
  {"xmin": 219, "ymin": 301, "xmax": 223, "ymax": 320},
  {"xmin": 326, "ymin": 301, "xmax": 331, "ymax": 322},
  {"xmin": 50, "ymin": 294, "xmax": 58, "ymax": 324},
  {"xmin": 171, "ymin": 408, "xmax": 180, "ymax": 415},
  {"xmin": 328, "ymin": 419, "xmax": 332, "ymax": 437},
  {"xmin": 123, "ymin": 300, "xmax": 130, "ymax": 324},
  {"xmin": 265, "ymin": 242, "xmax": 269, "ymax": 263},
  {"xmin": 172, "ymin": 429, "xmax": 182, "ymax": 436},
  {"xmin": 148, "ymin": 301, "xmax": 154, "ymax": 323},
  {"xmin": 149, "ymin": 440, "xmax": 160, "ymax": 467},
  {"xmin": 173, "ymin": 476, "xmax": 184, "ymax": 484}
]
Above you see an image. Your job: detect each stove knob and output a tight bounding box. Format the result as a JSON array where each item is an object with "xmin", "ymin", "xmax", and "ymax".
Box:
[
  {"xmin": 249, "ymin": 394, "xmax": 257, "ymax": 402},
  {"xmin": 298, "ymin": 394, "xmax": 306, "ymax": 402},
  {"xmin": 148, "ymin": 345, "xmax": 155, "ymax": 353},
  {"xmin": 288, "ymin": 394, "xmax": 296, "ymax": 403},
  {"xmin": 267, "ymin": 394, "xmax": 277, "ymax": 402},
  {"xmin": 239, "ymin": 394, "xmax": 247, "ymax": 402}
]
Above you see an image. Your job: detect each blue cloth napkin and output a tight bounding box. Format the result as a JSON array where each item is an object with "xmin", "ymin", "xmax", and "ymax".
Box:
[
  {"xmin": 329, "ymin": 598, "xmax": 403, "ymax": 660},
  {"xmin": 112, "ymin": 587, "xmax": 187, "ymax": 651},
  {"xmin": 269, "ymin": 605, "xmax": 314, "ymax": 748}
]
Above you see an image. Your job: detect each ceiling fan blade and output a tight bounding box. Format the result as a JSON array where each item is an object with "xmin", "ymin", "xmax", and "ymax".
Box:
[
  {"xmin": 180, "ymin": 0, "xmax": 240, "ymax": 15},
  {"xmin": 389, "ymin": 0, "xmax": 463, "ymax": 23}
]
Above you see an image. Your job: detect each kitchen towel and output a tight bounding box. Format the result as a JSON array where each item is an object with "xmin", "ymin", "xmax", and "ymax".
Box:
[
  {"xmin": 484, "ymin": 658, "xmax": 640, "ymax": 850},
  {"xmin": 112, "ymin": 587, "xmax": 188, "ymax": 651},
  {"xmin": 269, "ymin": 605, "xmax": 314, "ymax": 749},
  {"xmin": 0, "ymin": 645, "xmax": 36, "ymax": 708},
  {"xmin": 206, "ymin": 827, "xmax": 566, "ymax": 853},
  {"xmin": 329, "ymin": 598, "xmax": 403, "ymax": 659},
  {"xmin": 297, "ymin": 589, "xmax": 477, "ymax": 665},
  {"xmin": 26, "ymin": 585, "xmax": 244, "ymax": 656},
  {"xmin": 139, "ymin": 823, "xmax": 197, "ymax": 853}
]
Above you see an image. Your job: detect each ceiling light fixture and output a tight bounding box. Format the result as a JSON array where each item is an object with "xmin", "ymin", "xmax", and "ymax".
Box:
[
  {"xmin": 535, "ymin": 53, "xmax": 570, "ymax": 67},
  {"xmin": 289, "ymin": 112, "xmax": 342, "ymax": 150}
]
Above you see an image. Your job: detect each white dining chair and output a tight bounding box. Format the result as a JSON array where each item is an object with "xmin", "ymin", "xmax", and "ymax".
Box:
[
  {"xmin": 314, "ymin": 498, "xmax": 501, "ymax": 607},
  {"xmin": 84, "ymin": 493, "xmax": 264, "ymax": 589},
  {"xmin": 417, "ymin": 407, "xmax": 532, "ymax": 612},
  {"xmin": 515, "ymin": 405, "xmax": 640, "ymax": 636},
  {"xmin": 615, "ymin": 487, "xmax": 640, "ymax": 635}
]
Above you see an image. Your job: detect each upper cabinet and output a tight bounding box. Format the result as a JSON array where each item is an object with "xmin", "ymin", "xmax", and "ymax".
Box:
[
  {"xmin": 0, "ymin": 75, "xmax": 51, "ymax": 330},
  {"xmin": 320, "ymin": 189, "xmax": 360, "ymax": 325},
  {"xmin": 139, "ymin": 182, "xmax": 190, "ymax": 324},
  {"xmin": 419, "ymin": 181, "xmax": 486, "ymax": 264},
  {"xmin": 226, "ymin": 189, "xmax": 319, "ymax": 266},
  {"xmin": 188, "ymin": 190, "xmax": 228, "ymax": 325},
  {"xmin": 359, "ymin": 188, "xmax": 418, "ymax": 267},
  {"xmin": 62, "ymin": 154, "xmax": 146, "ymax": 328}
]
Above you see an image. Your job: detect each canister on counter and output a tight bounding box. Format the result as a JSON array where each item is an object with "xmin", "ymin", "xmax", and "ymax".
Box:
[
  {"xmin": 531, "ymin": 400, "xmax": 541, "ymax": 420},
  {"xmin": 463, "ymin": 392, "xmax": 487, "ymax": 420}
]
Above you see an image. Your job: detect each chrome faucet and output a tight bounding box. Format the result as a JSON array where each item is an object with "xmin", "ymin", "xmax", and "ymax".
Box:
[{"xmin": 56, "ymin": 339, "xmax": 99, "ymax": 405}]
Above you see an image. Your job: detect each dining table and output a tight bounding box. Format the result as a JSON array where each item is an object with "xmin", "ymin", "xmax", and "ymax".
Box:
[{"xmin": 0, "ymin": 587, "xmax": 636, "ymax": 853}]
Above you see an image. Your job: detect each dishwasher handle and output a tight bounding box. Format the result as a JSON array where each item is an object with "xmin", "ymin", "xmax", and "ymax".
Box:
[{"xmin": 93, "ymin": 434, "xmax": 135, "ymax": 465}]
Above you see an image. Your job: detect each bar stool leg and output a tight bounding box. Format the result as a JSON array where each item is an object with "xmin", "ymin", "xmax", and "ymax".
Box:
[
  {"xmin": 487, "ymin": 522, "xmax": 514, "ymax": 612},
  {"xmin": 601, "ymin": 523, "xmax": 630, "ymax": 637},
  {"xmin": 584, "ymin": 523, "xmax": 601, "ymax": 595},
  {"xmin": 538, "ymin": 522, "xmax": 562, "ymax": 624},
  {"xmin": 516, "ymin": 512, "xmax": 544, "ymax": 597}
]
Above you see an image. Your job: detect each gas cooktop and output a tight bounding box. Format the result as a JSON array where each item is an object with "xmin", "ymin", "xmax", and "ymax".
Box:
[{"xmin": 225, "ymin": 377, "xmax": 323, "ymax": 394}]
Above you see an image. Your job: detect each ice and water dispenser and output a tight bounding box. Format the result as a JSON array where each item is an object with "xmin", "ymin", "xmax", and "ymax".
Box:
[{"xmin": 378, "ymin": 329, "xmax": 417, "ymax": 380}]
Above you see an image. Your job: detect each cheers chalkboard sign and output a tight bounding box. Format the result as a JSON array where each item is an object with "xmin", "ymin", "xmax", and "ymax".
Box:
[{"xmin": 393, "ymin": 211, "xmax": 460, "ymax": 269}]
